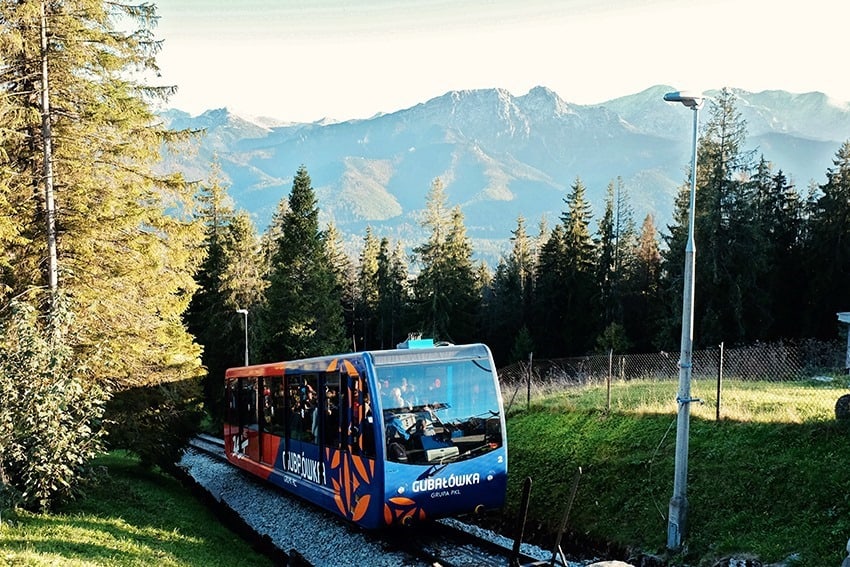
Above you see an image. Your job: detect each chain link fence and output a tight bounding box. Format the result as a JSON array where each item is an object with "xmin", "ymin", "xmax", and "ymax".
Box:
[{"xmin": 498, "ymin": 340, "xmax": 850, "ymax": 422}]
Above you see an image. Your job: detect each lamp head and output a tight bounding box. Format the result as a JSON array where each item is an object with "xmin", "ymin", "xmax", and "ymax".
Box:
[
  {"xmin": 664, "ymin": 90, "xmax": 705, "ymax": 109},
  {"xmin": 236, "ymin": 309, "xmax": 248, "ymax": 315}
]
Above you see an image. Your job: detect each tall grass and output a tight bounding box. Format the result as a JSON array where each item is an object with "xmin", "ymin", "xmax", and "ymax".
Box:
[
  {"xmin": 516, "ymin": 377, "xmax": 848, "ymax": 423},
  {"xmin": 504, "ymin": 379, "xmax": 850, "ymax": 566}
]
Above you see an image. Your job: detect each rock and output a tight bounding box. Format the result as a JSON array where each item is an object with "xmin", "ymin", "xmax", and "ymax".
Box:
[{"xmin": 836, "ymin": 394, "xmax": 850, "ymax": 420}]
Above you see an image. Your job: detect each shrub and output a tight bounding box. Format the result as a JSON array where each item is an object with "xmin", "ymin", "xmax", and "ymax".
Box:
[{"xmin": 0, "ymin": 298, "xmax": 108, "ymax": 512}]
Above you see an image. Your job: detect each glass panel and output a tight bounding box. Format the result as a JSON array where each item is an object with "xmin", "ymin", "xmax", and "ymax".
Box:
[
  {"xmin": 377, "ymin": 357, "xmax": 502, "ymax": 464},
  {"xmin": 260, "ymin": 377, "xmax": 274, "ymax": 433},
  {"xmin": 287, "ymin": 373, "xmax": 319, "ymax": 443},
  {"xmin": 269, "ymin": 376, "xmax": 286, "ymax": 435},
  {"xmin": 239, "ymin": 378, "xmax": 258, "ymax": 428},
  {"xmin": 321, "ymin": 373, "xmax": 341, "ymax": 448},
  {"xmin": 359, "ymin": 380, "xmax": 376, "ymax": 457}
]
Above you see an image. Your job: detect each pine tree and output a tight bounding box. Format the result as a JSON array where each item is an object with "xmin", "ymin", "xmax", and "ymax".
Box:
[
  {"xmin": 325, "ymin": 222, "xmax": 357, "ymax": 351},
  {"xmin": 185, "ymin": 163, "xmax": 264, "ymax": 426},
  {"xmin": 624, "ymin": 214, "xmax": 663, "ymax": 352},
  {"xmin": 0, "ymin": 1, "xmax": 204, "ymax": 470},
  {"xmin": 560, "ymin": 177, "xmax": 599, "ymax": 355},
  {"xmin": 355, "ymin": 227, "xmax": 381, "ymax": 349},
  {"xmin": 749, "ymin": 159, "xmax": 805, "ymax": 339},
  {"xmin": 257, "ymin": 166, "xmax": 346, "ymax": 361},
  {"xmin": 595, "ymin": 178, "xmax": 638, "ymax": 352},
  {"xmin": 376, "ymin": 238, "xmax": 409, "ymax": 348},
  {"xmin": 412, "ymin": 179, "xmax": 479, "ymax": 343},
  {"xmin": 803, "ymin": 140, "xmax": 850, "ymax": 338},
  {"xmin": 596, "ymin": 183, "xmax": 617, "ymax": 329},
  {"xmin": 532, "ymin": 223, "xmax": 567, "ymax": 357},
  {"xmin": 486, "ymin": 216, "xmax": 536, "ymax": 363}
]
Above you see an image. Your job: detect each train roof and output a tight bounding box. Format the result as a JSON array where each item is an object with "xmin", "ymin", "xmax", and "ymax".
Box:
[{"xmin": 224, "ymin": 343, "xmax": 492, "ymax": 378}]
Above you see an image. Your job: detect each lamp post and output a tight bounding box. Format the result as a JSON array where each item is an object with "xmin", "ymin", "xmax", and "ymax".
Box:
[
  {"xmin": 236, "ymin": 309, "xmax": 249, "ymax": 366},
  {"xmin": 663, "ymin": 90, "xmax": 704, "ymax": 551}
]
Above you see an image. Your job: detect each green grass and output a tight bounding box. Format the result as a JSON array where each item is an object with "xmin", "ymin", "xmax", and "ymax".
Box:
[
  {"xmin": 0, "ymin": 452, "xmax": 272, "ymax": 567},
  {"xmin": 504, "ymin": 379, "xmax": 850, "ymax": 566}
]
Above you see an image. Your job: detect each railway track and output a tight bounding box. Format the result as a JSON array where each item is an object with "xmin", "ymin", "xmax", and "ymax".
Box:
[
  {"xmin": 182, "ymin": 435, "xmax": 581, "ymax": 567},
  {"xmin": 187, "ymin": 433, "xmax": 226, "ymax": 460},
  {"xmin": 390, "ymin": 518, "xmax": 564, "ymax": 566}
]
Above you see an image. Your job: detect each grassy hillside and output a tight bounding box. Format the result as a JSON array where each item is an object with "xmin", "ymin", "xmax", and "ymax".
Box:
[
  {"xmin": 0, "ymin": 453, "xmax": 272, "ymax": 567},
  {"xmin": 501, "ymin": 381, "xmax": 850, "ymax": 566}
]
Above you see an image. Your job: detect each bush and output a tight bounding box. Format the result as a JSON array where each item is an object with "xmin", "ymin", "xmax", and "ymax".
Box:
[
  {"xmin": 105, "ymin": 378, "xmax": 203, "ymax": 470},
  {"xmin": 0, "ymin": 298, "xmax": 108, "ymax": 512}
]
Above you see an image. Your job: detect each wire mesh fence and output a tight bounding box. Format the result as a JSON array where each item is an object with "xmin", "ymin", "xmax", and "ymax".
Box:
[{"xmin": 498, "ymin": 340, "xmax": 850, "ymax": 423}]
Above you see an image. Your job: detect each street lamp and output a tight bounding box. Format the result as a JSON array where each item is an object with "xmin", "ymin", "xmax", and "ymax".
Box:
[
  {"xmin": 663, "ymin": 90, "xmax": 705, "ymax": 551},
  {"xmin": 236, "ymin": 309, "xmax": 249, "ymax": 366}
]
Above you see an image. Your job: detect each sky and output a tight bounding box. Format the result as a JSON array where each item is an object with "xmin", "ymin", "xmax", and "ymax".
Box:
[{"xmin": 150, "ymin": 0, "xmax": 850, "ymax": 123}]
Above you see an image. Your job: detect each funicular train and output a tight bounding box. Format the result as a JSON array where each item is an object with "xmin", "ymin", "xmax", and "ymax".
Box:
[{"xmin": 224, "ymin": 339, "xmax": 508, "ymax": 528}]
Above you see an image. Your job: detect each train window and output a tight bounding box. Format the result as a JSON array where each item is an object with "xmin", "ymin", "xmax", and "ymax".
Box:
[
  {"xmin": 320, "ymin": 373, "xmax": 341, "ymax": 448},
  {"xmin": 258, "ymin": 376, "xmax": 285, "ymax": 435},
  {"xmin": 238, "ymin": 378, "xmax": 258, "ymax": 428},
  {"xmin": 226, "ymin": 380, "xmax": 238, "ymax": 426},
  {"xmin": 287, "ymin": 373, "xmax": 319, "ymax": 443},
  {"xmin": 353, "ymin": 379, "xmax": 375, "ymax": 458},
  {"xmin": 259, "ymin": 377, "xmax": 274, "ymax": 433},
  {"xmin": 378, "ymin": 358, "xmax": 502, "ymax": 465},
  {"xmin": 270, "ymin": 376, "xmax": 286, "ymax": 435}
]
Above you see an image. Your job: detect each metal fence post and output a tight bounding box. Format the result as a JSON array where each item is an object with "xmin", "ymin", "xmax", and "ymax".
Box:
[
  {"xmin": 607, "ymin": 349, "xmax": 613, "ymax": 414},
  {"xmin": 716, "ymin": 342, "xmax": 724, "ymax": 421}
]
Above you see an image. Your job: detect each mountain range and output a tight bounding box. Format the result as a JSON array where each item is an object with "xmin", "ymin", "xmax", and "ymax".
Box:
[{"xmin": 159, "ymin": 84, "xmax": 850, "ymax": 264}]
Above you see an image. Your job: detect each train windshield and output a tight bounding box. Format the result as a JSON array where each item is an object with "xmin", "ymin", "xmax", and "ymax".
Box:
[{"xmin": 375, "ymin": 353, "xmax": 503, "ymax": 465}]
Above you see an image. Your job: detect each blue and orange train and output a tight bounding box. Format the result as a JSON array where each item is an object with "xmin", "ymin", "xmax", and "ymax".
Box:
[{"xmin": 224, "ymin": 340, "xmax": 508, "ymax": 528}]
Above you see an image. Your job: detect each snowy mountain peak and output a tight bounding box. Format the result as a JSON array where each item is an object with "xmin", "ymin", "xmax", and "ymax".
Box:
[{"xmin": 518, "ymin": 86, "xmax": 574, "ymax": 117}]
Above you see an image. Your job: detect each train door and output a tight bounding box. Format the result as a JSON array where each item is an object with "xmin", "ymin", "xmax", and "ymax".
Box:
[
  {"xmin": 349, "ymin": 370, "xmax": 375, "ymax": 458},
  {"xmin": 258, "ymin": 376, "xmax": 279, "ymax": 466},
  {"xmin": 320, "ymin": 371, "xmax": 344, "ymax": 450},
  {"xmin": 235, "ymin": 377, "xmax": 260, "ymax": 461},
  {"xmin": 330, "ymin": 360, "xmax": 380, "ymax": 525}
]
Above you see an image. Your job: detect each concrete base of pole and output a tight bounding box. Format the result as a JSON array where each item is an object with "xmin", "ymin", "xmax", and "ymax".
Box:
[{"xmin": 667, "ymin": 495, "xmax": 689, "ymax": 550}]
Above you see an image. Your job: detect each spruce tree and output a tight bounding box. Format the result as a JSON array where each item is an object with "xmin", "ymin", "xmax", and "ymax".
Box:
[
  {"xmin": 186, "ymin": 163, "xmax": 264, "ymax": 426},
  {"xmin": 325, "ymin": 222, "xmax": 357, "ymax": 351},
  {"xmin": 695, "ymin": 89, "xmax": 760, "ymax": 345},
  {"xmin": 258, "ymin": 166, "xmax": 346, "ymax": 361},
  {"xmin": 749, "ymin": 159, "xmax": 805, "ymax": 340},
  {"xmin": 803, "ymin": 140, "xmax": 850, "ymax": 338},
  {"xmin": 532, "ymin": 223, "xmax": 567, "ymax": 357},
  {"xmin": 595, "ymin": 178, "xmax": 638, "ymax": 352},
  {"xmin": 560, "ymin": 177, "xmax": 599, "ymax": 355},
  {"xmin": 376, "ymin": 238, "xmax": 409, "ymax": 348},
  {"xmin": 412, "ymin": 179, "xmax": 479, "ymax": 343},
  {"xmin": 486, "ymin": 216, "xmax": 536, "ymax": 363},
  {"xmin": 355, "ymin": 227, "xmax": 381, "ymax": 349},
  {"xmin": 625, "ymin": 214, "xmax": 663, "ymax": 352}
]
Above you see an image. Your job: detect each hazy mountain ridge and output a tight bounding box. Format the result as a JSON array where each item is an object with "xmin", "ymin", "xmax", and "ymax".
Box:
[{"xmin": 158, "ymin": 85, "xmax": 850, "ymax": 262}]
